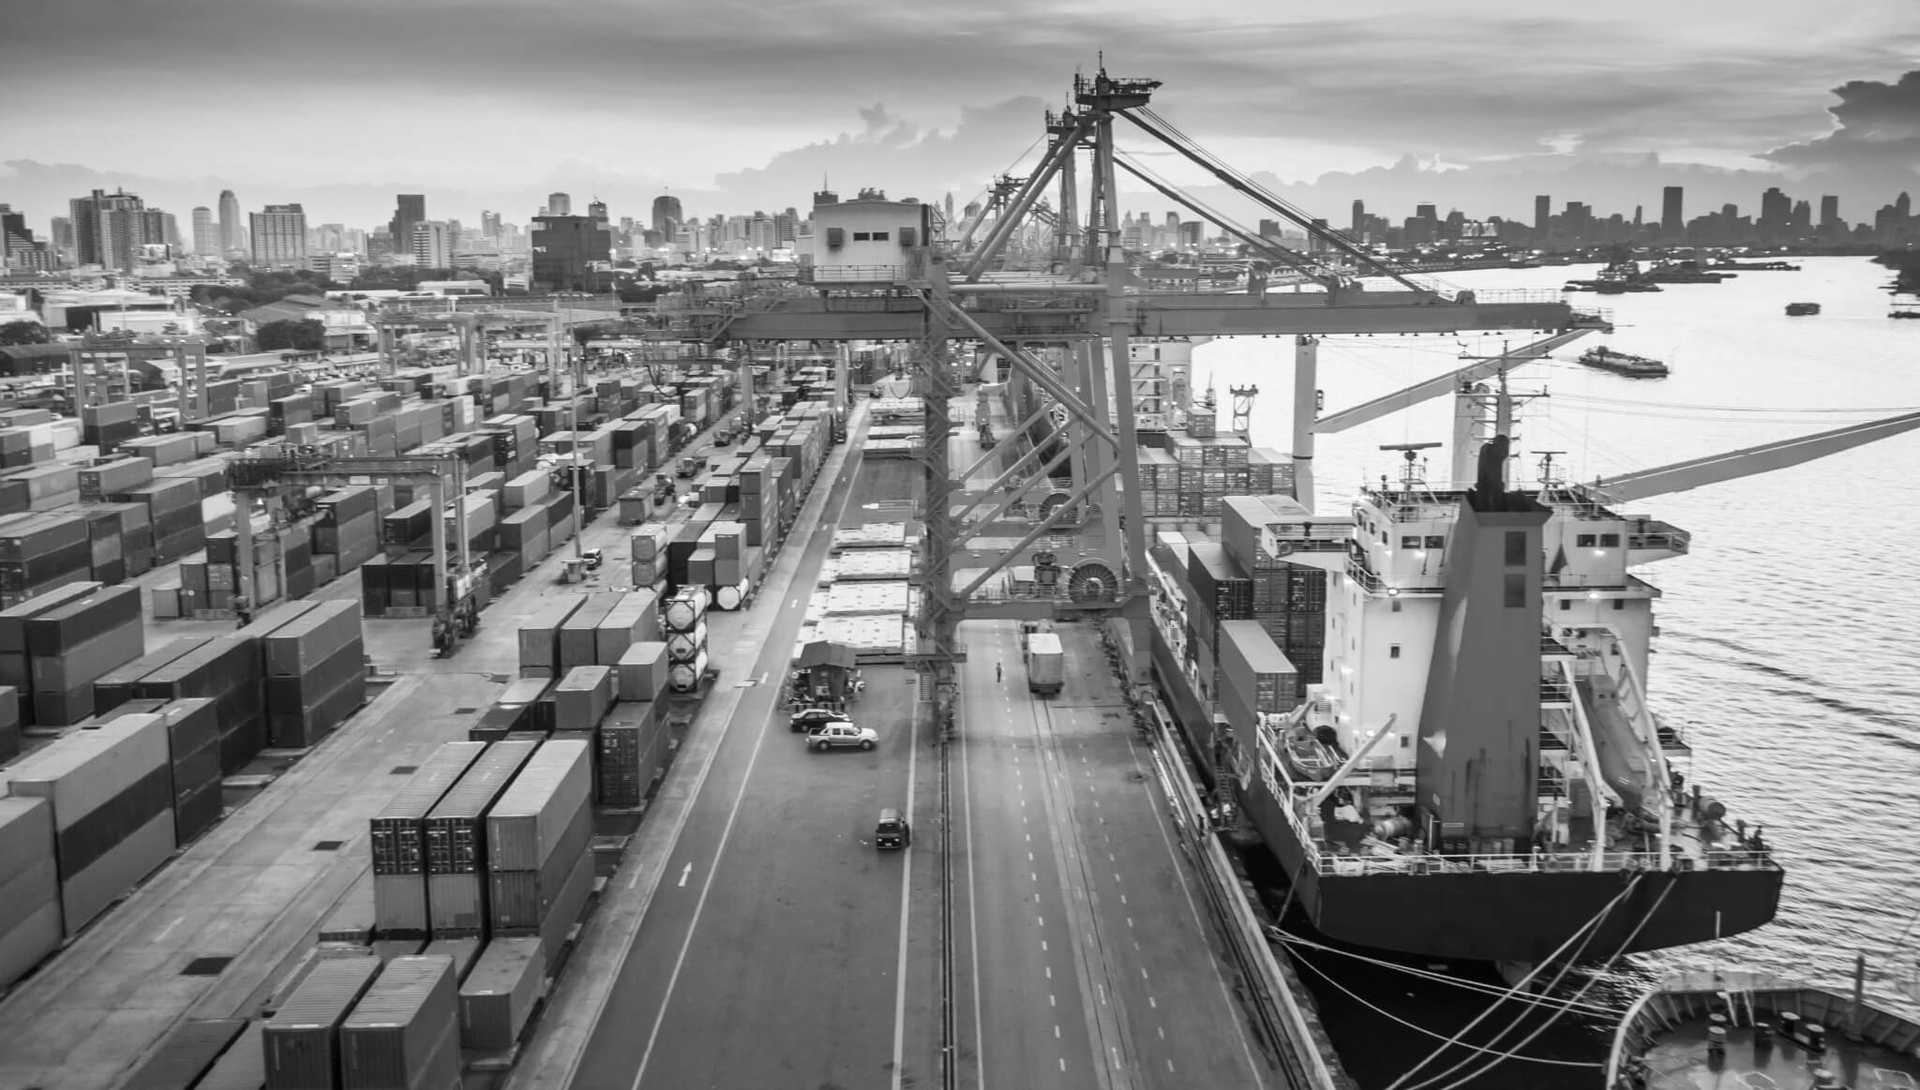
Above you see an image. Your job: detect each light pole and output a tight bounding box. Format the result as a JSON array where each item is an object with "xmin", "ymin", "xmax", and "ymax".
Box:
[{"xmin": 566, "ymin": 296, "xmax": 584, "ymax": 557}]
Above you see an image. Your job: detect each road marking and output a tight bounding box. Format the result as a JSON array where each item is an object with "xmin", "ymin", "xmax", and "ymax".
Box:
[
  {"xmin": 1158, "ymin": 1026, "xmax": 1166, "ymax": 1040},
  {"xmin": 628, "ymin": 649, "xmax": 782, "ymax": 1090},
  {"xmin": 1025, "ymin": 833, "xmax": 1031, "ymax": 842},
  {"xmin": 1027, "ymin": 851, "xmax": 1034, "ymax": 862},
  {"xmin": 1050, "ymin": 993, "xmax": 1056, "ymax": 1007},
  {"xmin": 1114, "ymin": 872, "xmax": 1121, "ymax": 883},
  {"xmin": 1045, "ymin": 965, "xmax": 1052, "ymax": 980},
  {"xmin": 1054, "ymin": 1024, "xmax": 1061, "ymax": 1039},
  {"xmin": 1127, "ymin": 917, "xmax": 1134, "ymax": 928},
  {"xmin": 1167, "ymin": 1059, "xmax": 1176, "ymax": 1073},
  {"xmin": 1037, "ymin": 914, "xmax": 1045, "ymax": 926},
  {"xmin": 154, "ymin": 915, "xmax": 184, "ymax": 942},
  {"xmin": 1120, "ymin": 894, "xmax": 1127, "ymax": 905},
  {"xmin": 889, "ymin": 673, "xmax": 921, "ymax": 1090},
  {"xmin": 1147, "ymin": 990, "xmax": 1156, "ymax": 1003},
  {"xmin": 627, "ymin": 868, "xmax": 641, "ymax": 890},
  {"xmin": 1108, "ymin": 852, "xmax": 1115, "ymax": 862},
  {"xmin": 1041, "ymin": 940, "xmax": 1048, "ymax": 952},
  {"xmin": 677, "ymin": 862, "xmax": 691, "ymax": 887},
  {"xmin": 1059, "ymin": 1059, "xmax": 1066, "ymax": 1072},
  {"xmin": 959, "ymin": 699, "xmax": 986, "ymax": 1090},
  {"xmin": 1031, "ymin": 872, "xmax": 1037, "ymax": 882}
]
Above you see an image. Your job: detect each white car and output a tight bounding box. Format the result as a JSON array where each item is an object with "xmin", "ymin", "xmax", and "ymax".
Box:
[{"xmin": 808, "ymin": 723, "xmax": 879, "ymax": 752}]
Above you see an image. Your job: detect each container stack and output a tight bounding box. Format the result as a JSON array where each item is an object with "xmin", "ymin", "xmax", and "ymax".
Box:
[
  {"xmin": 337, "ymin": 955, "xmax": 461, "ymax": 1090},
  {"xmin": 260, "ymin": 599, "xmax": 367, "ymax": 749},
  {"xmin": 598, "ymin": 663, "xmax": 670, "ymax": 810},
  {"xmin": 120, "ymin": 477, "xmax": 203, "ymax": 563},
  {"xmin": 261, "ymin": 954, "xmax": 381, "ymax": 1090},
  {"xmin": 4, "ymin": 711, "xmax": 174, "ymax": 937},
  {"xmin": 131, "ymin": 636, "xmax": 266, "ymax": 773},
  {"xmin": 0, "ymin": 685, "xmax": 17, "ymax": 761},
  {"xmin": 485, "ymin": 738, "xmax": 593, "ymax": 975},
  {"xmin": 0, "ymin": 796, "xmax": 60, "ymax": 991},
  {"xmin": 1216, "ymin": 620, "xmax": 1301, "ymax": 748},
  {"xmin": 370, "ymin": 742, "xmax": 485, "ymax": 941},
  {"xmin": 593, "ymin": 589, "xmax": 658, "ymax": 666},
  {"xmin": 0, "ymin": 512, "xmax": 91, "ymax": 605},
  {"xmin": 458, "ymin": 936, "xmax": 546, "ymax": 1054},
  {"xmin": 662, "ymin": 587, "xmax": 709, "ymax": 693},
  {"xmin": 424, "ymin": 739, "xmax": 540, "ymax": 938},
  {"xmin": 468, "ymin": 678, "xmax": 549, "ymax": 743},
  {"xmin": 516, "ymin": 596, "xmax": 585, "ymax": 679},
  {"xmin": 1219, "ymin": 496, "xmax": 1331, "ymax": 697},
  {"xmin": 0, "ymin": 582, "xmax": 97, "ymax": 727},
  {"xmin": 550, "ymin": 666, "xmax": 615, "ymax": 732},
  {"xmin": 114, "ymin": 698, "xmax": 224, "ymax": 846},
  {"xmin": 629, "ymin": 525, "xmax": 669, "ymax": 590},
  {"xmin": 311, "ymin": 486, "xmax": 381, "ymax": 575},
  {"xmin": 22, "ymin": 584, "xmax": 143, "ymax": 725},
  {"xmin": 556, "ymin": 591, "xmax": 623, "ymax": 672}
]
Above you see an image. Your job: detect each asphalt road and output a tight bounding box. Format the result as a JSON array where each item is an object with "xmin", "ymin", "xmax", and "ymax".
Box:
[
  {"xmin": 953, "ymin": 619, "xmax": 1281, "ymax": 1090},
  {"xmin": 571, "ymin": 428, "xmax": 946, "ymax": 1090}
]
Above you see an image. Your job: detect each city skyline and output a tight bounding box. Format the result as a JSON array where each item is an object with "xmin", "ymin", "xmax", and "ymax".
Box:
[{"xmin": 1, "ymin": 2, "xmax": 1916, "ymax": 229}]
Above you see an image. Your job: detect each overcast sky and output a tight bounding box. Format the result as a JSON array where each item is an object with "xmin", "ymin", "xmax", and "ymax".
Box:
[{"xmin": 2, "ymin": 0, "xmax": 1916, "ymax": 228}]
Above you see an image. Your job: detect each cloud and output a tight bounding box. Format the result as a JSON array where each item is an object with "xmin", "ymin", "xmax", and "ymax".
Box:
[
  {"xmin": 711, "ymin": 97, "xmax": 1047, "ymax": 210},
  {"xmin": 1763, "ymin": 70, "xmax": 1920, "ymax": 179}
]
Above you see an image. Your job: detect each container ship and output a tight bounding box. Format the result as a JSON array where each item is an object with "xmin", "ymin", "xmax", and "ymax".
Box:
[{"xmin": 1136, "ymin": 360, "xmax": 1782, "ymax": 971}]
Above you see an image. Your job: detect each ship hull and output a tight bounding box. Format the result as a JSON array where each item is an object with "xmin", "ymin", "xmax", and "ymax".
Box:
[
  {"xmin": 1151, "ymin": 634, "xmax": 1783, "ymax": 964},
  {"xmin": 1236, "ymin": 769, "xmax": 1783, "ymax": 963}
]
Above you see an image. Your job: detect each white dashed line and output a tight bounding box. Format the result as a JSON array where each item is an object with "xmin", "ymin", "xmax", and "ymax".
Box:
[
  {"xmin": 1120, "ymin": 894, "xmax": 1127, "ymax": 905},
  {"xmin": 1045, "ymin": 965, "xmax": 1052, "ymax": 980},
  {"xmin": 1037, "ymin": 915, "xmax": 1045, "ymax": 926},
  {"xmin": 1158, "ymin": 1026, "xmax": 1166, "ymax": 1040},
  {"xmin": 1055, "ymin": 1024, "xmax": 1061, "ymax": 1039},
  {"xmin": 1141, "ymin": 967, "xmax": 1150, "ymax": 980},
  {"xmin": 1127, "ymin": 917, "xmax": 1134, "ymax": 928},
  {"xmin": 1031, "ymin": 872, "xmax": 1037, "ymax": 882},
  {"xmin": 1167, "ymin": 1059, "xmax": 1176, "ymax": 1073},
  {"xmin": 1050, "ymin": 993, "xmax": 1057, "ymax": 1007},
  {"xmin": 1059, "ymin": 1059, "xmax": 1066, "ymax": 1072},
  {"xmin": 1148, "ymin": 994, "xmax": 1157, "ymax": 1007},
  {"xmin": 1028, "ymin": 851, "xmax": 1034, "ymax": 862}
]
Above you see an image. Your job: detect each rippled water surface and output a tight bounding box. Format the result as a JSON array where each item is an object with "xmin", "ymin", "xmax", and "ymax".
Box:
[{"xmin": 1195, "ymin": 256, "xmax": 1920, "ymax": 1086}]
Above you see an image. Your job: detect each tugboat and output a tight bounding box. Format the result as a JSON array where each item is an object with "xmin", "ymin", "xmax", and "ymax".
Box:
[
  {"xmin": 1607, "ymin": 960, "xmax": 1920, "ymax": 1089},
  {"xmin": 1785, "ymin": 302, "xmax": 1821, "ymax": 316},
  {"xmin": 1578, "ymin": 346, "xmax": 1671, "ymax": 378}
]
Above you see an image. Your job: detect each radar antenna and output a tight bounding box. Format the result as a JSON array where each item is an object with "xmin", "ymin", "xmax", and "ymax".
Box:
[{"xmin": 1379, "ymin": 441, "xmax": 1442, "ymax": 496}]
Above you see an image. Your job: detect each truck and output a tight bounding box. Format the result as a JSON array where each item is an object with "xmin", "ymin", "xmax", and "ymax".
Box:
[{"xmin": 1025, "ymin": 631, "xmax": 1064, "ymax": 697}]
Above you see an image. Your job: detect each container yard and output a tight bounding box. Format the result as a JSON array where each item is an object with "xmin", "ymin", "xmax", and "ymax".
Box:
[{"xmin": 0, "ymin": 345, "xmax": 859, "ymax": 1087}]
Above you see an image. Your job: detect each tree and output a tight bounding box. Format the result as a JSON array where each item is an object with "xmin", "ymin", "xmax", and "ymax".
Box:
[
  {"xmin": 256, "ymin": 318, "xmax": 326, "ymax": 352},
  {"xmin": 0, "ymin": 320, "xmax": 51, "ymax": 346}
]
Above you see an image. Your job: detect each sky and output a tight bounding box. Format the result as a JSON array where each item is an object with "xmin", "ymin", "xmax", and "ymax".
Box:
[{"xmin": 2, "ymin": 0, "xmax": 1917, "ymax": 231}]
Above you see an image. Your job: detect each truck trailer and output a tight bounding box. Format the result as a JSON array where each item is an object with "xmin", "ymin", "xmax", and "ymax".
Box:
[{"xmin": 1025, "ymin": 631, "xmax": 1063, "ymax": 696}]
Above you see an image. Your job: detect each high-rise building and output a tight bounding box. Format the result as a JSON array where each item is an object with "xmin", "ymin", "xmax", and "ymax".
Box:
[
  {"xmin": 249, "ymin": 203, "xmax": 309, "ymax": 270},
  {"xmin": 547, "ymin": 192, "xmax": 572, "ymax": 217},
  {"xmin": 218, "ymin": 189, "xmax": 241, "ymax": 253},
  {"xmin": 1661, "ymin": 186, "xmax": 1683, "ymax": 237},
  {"xmin": 1819, "ymin": 195, "xmax": 1840, "ymax": 231},
  {"xmin": 480, "ymin": 210, "xmax": 502, "ymax": 243},
  {"xmin": 1351, "ymin": 199, "xmax": 1365, "ymax": 236},
  {"xmin": 144, "ymin": 210, "xmax": 180, "ymax": 253},
  {"xmin": 530, "ymin": 214, "xmax": 610, "ymax": 291},
  {"xmin": 774, "ymin": 208, "xmax": 798, "ymax": 246},
  {"xmin": 1758, "ymin": 187, "xmax": 1792, "ymax": 239},
  {"xmin": 651, "ymin": 194, "xmax": 682, "ymax": 236},
  {"xmin": 412, "ymin": 221, "xmax": 453, "ymax": 269},
  {"xmin": 191, "ymin": 207, "xmax": 216, "ymax": 256},
  {"xmin": 70, "ymin": 188, "xmax": 148, "ymax": 270},
  {"xmin": 1, "ymin": 205, "xmax": 37, "ymax": 266},
  {"xmin": 1534, "ymin": 195, "xmax": 1551, "ymax": 236},
  {"xmin": 1790, "ymin": 199, "xmax": 1812, "ymax": 236},
  {"xmin": 390, "ymin": 195, "xmax": 425, "ymax": 259}
]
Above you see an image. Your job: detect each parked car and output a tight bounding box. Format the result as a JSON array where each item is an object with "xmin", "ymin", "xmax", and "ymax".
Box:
[
  {"xmin": 789, "ymin": 707, "xmax": 851, "ymax": 734},
  {"xmin": 808, "ymin": 723, "xmax": 878, "ymax": 752}
]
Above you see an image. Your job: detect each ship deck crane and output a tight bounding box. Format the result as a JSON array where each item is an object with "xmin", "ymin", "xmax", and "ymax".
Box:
[{"xmin": 226, "ymin": 452, "xmax": 482, "ymax": 657}]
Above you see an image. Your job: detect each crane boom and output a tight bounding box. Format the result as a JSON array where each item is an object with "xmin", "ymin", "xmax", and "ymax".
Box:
[
  {"xmin": 1317, "ymin": 331, "xmax": 1591, "ymax": 433},
  {"xmin": 1585, "ymin": 410, "xmax": 1920, "ymax": 503}
]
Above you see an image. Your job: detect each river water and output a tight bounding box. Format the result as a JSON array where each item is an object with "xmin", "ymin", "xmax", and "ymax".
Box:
[{"xmin": 1193, "ymin": 256, "xmax": 1920, "ymax": 1087}]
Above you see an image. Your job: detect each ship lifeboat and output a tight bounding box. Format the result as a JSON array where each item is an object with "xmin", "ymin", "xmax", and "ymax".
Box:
[{"xmin": 1283, "ymin": 721, "xmax": 1344, "ymax": 781}]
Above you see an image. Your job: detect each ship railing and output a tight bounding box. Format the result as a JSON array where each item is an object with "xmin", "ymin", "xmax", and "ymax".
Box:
[{"xmin": 1312, "ymin": 845, "xmax": 1776, "ymax": 878}]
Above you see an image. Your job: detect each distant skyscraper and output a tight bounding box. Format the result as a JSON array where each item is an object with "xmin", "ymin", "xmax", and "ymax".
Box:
[
  {"xmin": 250, "ymin": 203, "xmax": 309, "ymax": 270},
  {"xmin": 480, "ymin": 210, "xmax": 502, "ymax": 243},
  {"xmin": 412, "ymin": 221, "xmax": 452, "ymax": 269},
  {"xmin": 547, "ymin": 192, "xmax": 572, "ymax": 217},
  {"xmin": 191, "ymin": 207, "xmax": 216, "ymax": 256},
  {"xmin": 50, "ymin": 216, "xmax": 74, "ymax": 262},
  {"xmin": 1534, "ymin": 195, "xmax": 1551, "ymax": 235},
  {"xmin": 1819, "ymin": 195, "xmax": 1840, "ymax": 230},
  {"xmin": 1758, "ymin": 186, "xmax": 1792, "ymax": 239},
  {"xmin": 1351, "ymin": 199, "xmax": 1365, "ymax": 236},
  {"xmin": 218, "ymin": 189, "xmax": 241, "ymax": 253},
  {"xmin": 70, "ymin": 188, "xmax": 148, "ymax": 270},
  {"xmin": 1661, "ymin": 186, "xmax": 1684, "ymax": 237},
  {"xmin": 1415, "ymin": 203, "xmax": 1437, "ymax": 223},
  {"xmin": 651, "ymin": 194, "xmax": 682, "ymax": 235},
  {"xmin": 390, "ymin": 195, "xmax": 425, "ymax": 259},
  {"xmin": 774, "ymin": 208, "xmax": 798, "ymax": 246},
  {"xmin": 530, "ymin": 214, "xmax": 610, "ymax": 292}
]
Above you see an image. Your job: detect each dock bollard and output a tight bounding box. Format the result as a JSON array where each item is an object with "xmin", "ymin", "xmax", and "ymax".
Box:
[
  {"xmin": 1803, "ymin": 1022, "xmax": 1827, "ymax": 1052},
  {"xmin": 1706, "ymin": 1025, "xmax": 1728, "ymax": 1060}
]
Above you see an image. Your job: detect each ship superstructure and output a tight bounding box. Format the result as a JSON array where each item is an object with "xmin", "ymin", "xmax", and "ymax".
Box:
[{"xmin": 1147, "ymin": 436, "xmax": 1784, "ymax": 966}]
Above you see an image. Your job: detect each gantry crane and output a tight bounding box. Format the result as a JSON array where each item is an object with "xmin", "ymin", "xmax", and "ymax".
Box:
[
  {"xmin": 226, "ymin": 451, "xmax": 484, "ymax": 656},
  {"xmin": 652, "ymin": 66, "xmax": 1588, "ymax": 729}
]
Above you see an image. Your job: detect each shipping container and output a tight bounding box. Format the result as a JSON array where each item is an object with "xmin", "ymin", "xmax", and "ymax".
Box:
[
  {"xmin": 262, "ymin": 955, "xmax": 381, "ymax": 1090},
  {"xmin": 614, "ymin": 641, "xmax": 669, "ymax": 703},
  {"xmin": 91, "ymin": 636, "xmax": 211, "ymax": 718},
  {"xmin": 421, "ymin": 935, "xmax": 481, "ymax": 985},
  {"xmin": 555, "ymin": 591, "xmax": 622, "ymax": 671},
  {"xmin": 0, "ymin": 796, "xmax": 60, "ymax": 990},
  {"xmin": 484, "ymin": 738, "xmax": 590, "ymax": 872},
  {"xmin": 550, "ymin": 666, "xmax": 614, "ymax": 730},
  {"xmin": 370, "ymin": 742, "xmax": 485, "ymax": 936},
  {"xmin": 337, "ymin": 956, "xmax": 460, "ymax": 1090},
  {"xmin": 118, "ymin": 1018, "xmax": 248, "ymax": 1090},
  {"xmin": 516, "ymin": 596, "xmax": 585, "ymax": 677},
  {"xmin": 422, "ymin": 740, "xmax": 538, "ymax": 935},
  {"xmin": 190, "ymin": 1021, "xmax": 268, "ymax": 1090},
  {"xmin": 592, "ymin": 589, "xmax": 658, "ymax": 666}
]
